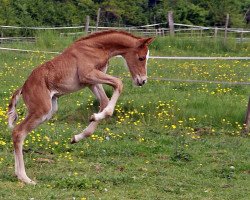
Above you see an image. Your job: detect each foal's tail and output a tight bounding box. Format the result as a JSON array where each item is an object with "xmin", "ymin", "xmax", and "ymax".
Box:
[{"xmin": 7, "ymin": 88, "xmax": 22, "ymax": 129}]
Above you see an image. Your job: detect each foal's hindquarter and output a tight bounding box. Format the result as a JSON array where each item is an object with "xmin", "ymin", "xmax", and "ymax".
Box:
[{"xmin": 8, "ymin": 30, "xmax": 154, "ymax": 184}]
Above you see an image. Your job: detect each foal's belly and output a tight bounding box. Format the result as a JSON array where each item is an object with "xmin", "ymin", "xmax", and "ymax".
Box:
[
  {"xmin": 49, "ymin": 67, "xmax": 86, "ymax": 96},
  {"xmin": 53, "ymin": 76, "xmax": 86, "ymax": 95}
]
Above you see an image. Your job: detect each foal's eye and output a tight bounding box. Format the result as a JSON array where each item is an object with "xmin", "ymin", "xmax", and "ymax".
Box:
[{"xmin": 139, "ymin": 57, "xmax": 145, "ymax": 61}]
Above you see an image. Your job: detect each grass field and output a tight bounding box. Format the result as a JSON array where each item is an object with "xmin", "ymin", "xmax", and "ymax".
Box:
[{"xmin": 0, "ymin": 34, "xmax": 250, "ymax": 199}]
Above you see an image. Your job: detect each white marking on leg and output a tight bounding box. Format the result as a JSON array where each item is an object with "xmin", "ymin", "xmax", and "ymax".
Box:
[
  {"xmin": 50, "ymin": 90, "xmax": 58, "ymax": 98},
  {"xmin": 46, "ymin": 97, "xmax": 58, "ymax": 120},
  {"xmin": 51, "ymin": 97, "xmax": 58, "ymax": 113},
  {"xmin": 93, "ymin": 89, "xmax": 120, "ymax": 120},
  {"xmin": 14, "ymin": 150, "xmax": 19, "ymax": 175},
  {"xmin": 72, "ymin": 121, "xmax": 99, "ymax": 143},
  {"xmin": 14, "ymin": 134, "xmax": 36, "ymax": 184},
  {"xmin": 92, "ymin": 112, "xmax": 106, "ymax": 121}
]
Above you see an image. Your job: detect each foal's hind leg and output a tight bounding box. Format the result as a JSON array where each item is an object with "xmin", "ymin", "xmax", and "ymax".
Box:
[
  {"xmin": 13, "ymin": 113, "xmax": 50, "ymax": 184},
  {"xmin": 46, "ymin": 96, "xmax": 58, "ymax": 120},
  {"xmin": 13, "ymin": 94, "xmax": 52, "ymax": 184}
]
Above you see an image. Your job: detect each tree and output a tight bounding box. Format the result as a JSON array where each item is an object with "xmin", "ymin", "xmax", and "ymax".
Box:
[
  {"xmin": 100, "ymin": 0, "xmax": 149, "ymax": 26},
  {"xmin": 0, "ymin": 0, "xmax": 17, "ymax": 25},
  {"xmin": 0, "ymin": 0, "xmax": 249, "ymax": 27},
  {"xmin": 195, "ymin": 0, "xmax": 245, "ymax": 27}
]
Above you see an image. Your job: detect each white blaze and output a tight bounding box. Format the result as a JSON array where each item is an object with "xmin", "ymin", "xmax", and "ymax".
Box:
[{"xmin": 145, "ymin": 50, "xmax": 149, "ymax": 76}]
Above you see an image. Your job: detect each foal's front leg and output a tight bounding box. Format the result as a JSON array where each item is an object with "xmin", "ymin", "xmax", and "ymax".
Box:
[
  {"xmin": 85, "ymin": 70, "xmax": 123, "ymax": 122},
  {"xmin": 71, "ymin": 84, "xmax": 109, "ymax": 143},
  {"xmin": 72, "ymin": 69, "xmax": 122, "ymax": 143}
]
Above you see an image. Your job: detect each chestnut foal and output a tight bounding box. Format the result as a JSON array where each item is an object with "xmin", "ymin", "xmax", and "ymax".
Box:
[{"xmin": 8, "ymin": 30, "xmax": 154, "ymax": 184}]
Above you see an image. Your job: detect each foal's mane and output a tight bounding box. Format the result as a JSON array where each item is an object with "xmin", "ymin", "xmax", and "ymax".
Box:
[{"xmin": 76, "ymin": 30, "xmax": 141, "ymax": 42}]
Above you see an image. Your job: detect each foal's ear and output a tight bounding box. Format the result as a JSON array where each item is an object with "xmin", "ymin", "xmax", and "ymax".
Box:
[{"xmin": 137, "ymin": 37, "xmax": 155, "ymax": 47}]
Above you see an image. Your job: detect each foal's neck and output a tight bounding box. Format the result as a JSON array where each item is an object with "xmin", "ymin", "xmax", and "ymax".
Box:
[{"xmin": 83, "ymin": 32, "xmax": 138, "ymax": 57}]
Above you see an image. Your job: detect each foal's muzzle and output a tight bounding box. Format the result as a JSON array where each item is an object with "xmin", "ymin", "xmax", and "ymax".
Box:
[{"xmin": 134, "ymin": 75, "xmax": 147, "ymax": 86}]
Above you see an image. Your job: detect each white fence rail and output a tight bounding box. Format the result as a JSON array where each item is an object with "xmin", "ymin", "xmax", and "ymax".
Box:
[
  {"xmin": 1, "ymin": 23, "xmax": 250, "ymax": 36},
  {"xmin": 1, "ymin": 46, "xmax": 250, "ymax": 61},
  {"xmin": 0, "ymin": 46, "xmax": 249, "ymax": 86}
]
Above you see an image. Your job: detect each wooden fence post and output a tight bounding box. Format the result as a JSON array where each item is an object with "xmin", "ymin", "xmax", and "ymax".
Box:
[
  {"xmin": 161, "ymin": 28, "xmax": 164, "ymax": 36},
  {"xmin": 240, "ymin": 28, "xmax": 244, "ymax": 43},
  {"xmin": 96, "ymin": 8, "xmax": 101, "ymax": 31},
  {"xmin": 167, "ymin": 11, "xmax": 175, "ymax": 36},
  {"xmin": 191, "ymin": 28, "xmax": 194, "ymax": 37},
  {"xmin": 85, "ymin": 15, "xmax": 90, "ymax": 34},
  {"xmin": 244, "ymin": 97, "xmax": 250, "ymax": 133},
  {"xmin": 0, "ymin": 28, "xmax": 3, "ymax": 44},
  {"xmin": 224, "ymin": 14, "xmax": 229, "ymax": 43},
  {"xmin": 214, "ymin": 27, "xmax": 218, "ymax": 38}
]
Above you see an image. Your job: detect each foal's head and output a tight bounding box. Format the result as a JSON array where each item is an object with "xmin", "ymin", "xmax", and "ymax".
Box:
[{"xmin": 123, "ymin": 37, "xmax": 154, "ymax": 86}]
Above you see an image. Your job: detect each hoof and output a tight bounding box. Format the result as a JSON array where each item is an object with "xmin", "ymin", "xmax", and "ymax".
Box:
[
  {"xmin": 70, "ymin": 136, "xmax": 77, "ymax": 144},
  {"xmin": 28, "ymin": 180, "xmax": 37, "ymax": 185},
  {"xmin": 17, "ymin": 176, "xmax": 36, "ymax": 185},
  {"xmin": 89, "ymin": 114, "xmax": 96, "ymax": 122}
]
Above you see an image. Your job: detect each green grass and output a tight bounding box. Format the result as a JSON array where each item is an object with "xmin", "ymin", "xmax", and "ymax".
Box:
[
  {"xmin": 150, "ymin": 35, "xmax": 250, "ymax": 56},
  {"xmin": 0, "ymin": 34, "xmax": 250, "ymax": 199}
]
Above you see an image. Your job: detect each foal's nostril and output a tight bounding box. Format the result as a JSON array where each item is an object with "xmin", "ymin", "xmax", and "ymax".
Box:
[
  {"xmin": 134, "ymin": 76, "xmax": 147, "ymax": 86},
  {"xmin": 142, "ymin": 79, "xmax": 147, "ymax": 85},
  {"xmin": 138, "ymin": 80, "xmax": 146, "ymax": 86}
]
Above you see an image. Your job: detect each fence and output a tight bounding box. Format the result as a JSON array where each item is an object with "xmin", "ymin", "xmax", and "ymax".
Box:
[
  {"xmin": 0, "ymin": 21, "xmax": 249, "ymax": 86},
  {"xmin": 0, "ymin": 45, "xmax": 249, "ymax": 86},
  {"xmin": 1, "ymin": 22, "xmax": 250, "ymax": 43},
  {"xmin": 0, "ymin": 19, "xmax": 250, "ymax": 132}
]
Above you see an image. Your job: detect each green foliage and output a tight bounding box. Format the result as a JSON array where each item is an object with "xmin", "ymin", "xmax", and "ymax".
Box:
[
  {"xmin": 200, "ymin": 0, "xmax": 245, "ymax": 27},
  {"xmin": 0, "ymin": 0, "xmax": 249, "ymax": 27}
]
